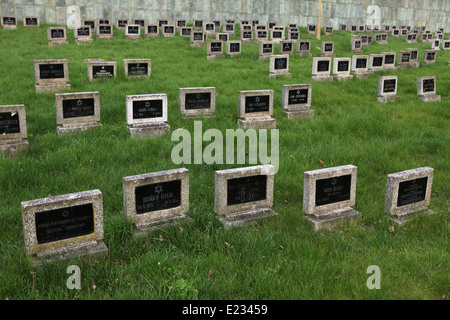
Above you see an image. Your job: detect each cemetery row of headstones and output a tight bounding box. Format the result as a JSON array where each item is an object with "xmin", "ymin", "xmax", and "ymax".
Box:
[{"xmin": 20, "ymin": 163, "xmax": 437, "ymax": 265}]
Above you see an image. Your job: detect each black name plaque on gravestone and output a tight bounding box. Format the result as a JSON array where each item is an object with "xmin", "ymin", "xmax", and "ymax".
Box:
[
  {"xmin": 206, "ymin": 24, "xmax": 214, "ymax": 30},
  {"xmin": 317, "ymin": 60, "xmax": 330, "ymax": 72},
  {"xmin": 315, "ymin": 174, "xmax": 351, "ymax": 207},
  {"xmin": 194, "ymin": 21, "xmax": 203, "ymax": 27},
  {"xmin": 256, "ymin": 25, "xmax": 265, "ymax": 30},
  {"xmin": 243, "ymin": 31, "xmax": 252, "ymax": 38},
  {"xmin": 290, "ymin": 32, "xmax": 299, "ymax": 39},
  {"xmin": 356, "ymin": 58, "xmax": 367, "ymax": 68},
  {"xmin": 164, "ymin": 26, "xmax": 174, "ymax": 33},
  {"xmin": 382, "ymin": 34, "xmax": 387, "ymax": 40},
  {"xmin": 272, "ymin": 31, "xmax": 282, "ymax": 38},
  {"xmin": 39, "ymin": 64, "xmax": 65, "ymax": 79},
  {"xmin": 245, "ymin": 95, "xmax": 270, "ymax": 113},
  {"xmin": 309, "ymin": 25, "xmax": 316, "ymax": 31},
  {"xmin": 135, "ymin": 180, "xmax": 181, "ymax": 214},
  {"xmin": 210, "ymin": 42, "xmax": 222, "ymax": 52},
  {"xmin": 0, "ymin": 112, "xmax": 20, "ymax": 135},
  {"xmin": 118, "ymin": 20, "xmax": 127, "ymax": 27},
  {"xmin": 351, "ymin": 26, "xmax": 357, "ymax": 31},
  {"xmin": 230, "ymin": 43, "xmax": 240, "ymax": 52},
  {"xmin": 338, "ymin": 61, "xmax": 349, "ymax": 71},
  {"xmin": 51, "ymin": 29, "xmax": 65, "ymax": 38},
  {"xmin": 62, "ymin": 98, "xmax": 95, "ymax": 119},
  {"xmin": 177, "ymin": 21, "xmax": 186, "ymax": 27},
  {"xmin": 135, "ymin": 20, "xmax": 145, "ymax": 26},
  {"xmin": 99, "ymin": 19, "xmax": 109, "ymax": 24},
  {"xmin": 92, "ymin": 65, "xmax": 114, "ymax": 78},
  {"xmin": 242, "ymin": 25, "xmax": 252, "ymax": 31},
  {"xmin": 324, "ymin": 43, "xmax": 333, "ymax": 51},
  {"xmin": 132, "ymin": 99, "xmax": 163, "ymax": 119},
  {"xmin": 35, "ymin": 203, "xmax": 95, "ymax": 244},
  {"xmin": 385, "ymin": 55, "xmax": 395, "ymax": 64},
  {"xmin": 3, "ymin": 17, "xmax": 16, "ymax": 25},
  {"xmin": 158, "ymin": 20, "xmax": 168, "ymax": 27},
  {"xmin": 227, "ymin": 175, "xmax": 267, "ymax": 206},
  {"xmin": 219, "ymin": 34, "xmax": 228, "ymax": 41},
  {"xmin": 422, "ymin": 79, "xmax": 435, "ymax": 92},
  {"xmin": 274, "ymin": 58, "xmax": 287, "ymax": 69},
  {"xmin": 354, "ymin": 41, "xmax": 361, "ymax": 48},
  {"xmin": 326, "ymin": 27, "xmax": 332, "ymax": 33},
  {"xmin": 77, "ymin": 27, "xmax": 90, "ymax": 36},
  {"xmin": 128, "ymin": 26, "xmax": 139, "ymax": 34},
  {"xmin": 288, "ymin": 89, "xmax": 308, "ymax": 105},
  {"xmin": 99, "ymin": 26, "xmax": 111, "ymax": 34},
  {"xmin": 25, "ymin": 17, "xmax": 37, "ymax": 25},
  {"xmin": 397, "ymin": 177, "xmax": 428, "ymax": 207},
  {"xmin": 128, "ymin": 63, "xmax": 148, "ymax": 76},
  {"xmin": 193, "ymin": 32, "xmax": 203, "ymax": 40},
  {"xmin": 148, "ymin": 25, "xmax": 158, "ymax": 33},
  {"xmin": 300, "ymin": 42, "xmax": 310, "ymax": 50},
  {"xmin": 185, "ymin": 92, "xmax": 211, "ymax": 110},
  {"xmin": 383, "ymin": 79, "xmax": 396, "ymax": 93},
  {"xmin": 401, "ymin": 53, "xmax": 411, "ymax": 62},
  {"xmin": 373, "ymin": 57, "xmax": 383, "ymax": 67},
  {"xmin": 376, "ymin": 35, "xmax": 382, "ymax": 41},
  {"xmin": 263, "ymin": 44, "xmax": 273, "ymax": 53},
  {"xmin": 445, "ymin": 42, "xmax": 450, "ymax": 48},
  {"xmin": 426, "ymin": 52, "xmax": 435, "ymax": 60},
  {"xmin": 226, "ymin": 24, "xmax": 234, "ymax": 31},
  {"xmin": 282, "ymin": 43, "xmax": 292, "ymax": 51},
  {"xmin": 182, "ymin": 28, "xmax": 191, "ymax": 36},
  {"xmin": 84, "ymin": 21, "xmax": 95, "ymax": 28},
  {"xmin": 258, "ymin": 31, "xmax": 267, "ymax": 38}
]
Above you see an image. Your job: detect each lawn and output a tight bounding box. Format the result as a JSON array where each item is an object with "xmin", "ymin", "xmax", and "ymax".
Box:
[{"xmin": 0, "ymin": 23, "xmax": 448, "ymax": 300}]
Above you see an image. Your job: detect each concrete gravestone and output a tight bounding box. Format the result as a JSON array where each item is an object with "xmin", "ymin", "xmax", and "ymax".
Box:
[
  {"xmin": 259, "ymin": 41, "xmax": 274, "ymax": 61},
  {"xmin": 303, "ymin": 165, "xmax": 361, "ymax": 230},
  {"xmin": 321, "ymin": 41, "xmax": 335, "ymax": 57},
  {"xmin": 351, "ymin": 55, "xmax": 369, "ymax": 78},
  {"xmin": 215, "ymin": 165, "xmax": 278, "ymax": 229},
  {"xmin": 207, "ymin": 40, "xmax": 224, "ymax": 60},
  {"xmin": 369, "ymin": 54, "xmax": 385, "ymax": 72},
  {"xmin": 417, "ymin": 76, "xmax": 441, "ymax": 102},
  {"xmin": 21, "ymin": 190, "xmax": 108, "ymax": 265},
  {"xmin": 333, "ymin": 58, "xmax": 353, "ymax": 81},
  {"xmin": 279, "ymin": 41, "xmax": 295, "ymax": 55},
  {"xmin": 47, "ymin": 27, "xmax": 69, "ymax": 46},
  {"xmin": 237, "ymin": 90, "xmax": 276, "ymax": 129},
  {"xmin": 87, "ymin": 61, "xmax": 117, "ymax": 82},
  {"xmin": 1, "ymin": 16, "xmax": 17, "ymax": 29},
  {"xmin": 97, "ymin": 24, "xmax": 113, "ymax": 39},
  {"xmin": 33, "ymin": 59, "xmax": 71, "ymax": 93},
  {"xmin": 312, "ymin": 57, "xmax": 333, "ymax": 82},
  {"xmin": 269, "ymin": 54, "xmax": 291, "ymax": 78},
  {"xmin": 23, "ymin": 16, "xmax": 40, "ymax": 28},
  {"xmin": 123, "ymin": 168, "xmax": 191, "ymax": 235},
  {"xmin": 383, "ymin": 52, "xmax": 397, "ymax": 70},
  {"xmin": 281, "ymin": 84, "xmax": 314, "ymax": 119},
  {"xmin": 226, "ymin": 41, "xmax": 242, "ymax": 56},
  {"xmin": 126, "ymin": 24, "xmax": 141, "ymax": 39},
  {"xmin": 179, "ymin": 87, "xmax": 216, "ymax": 118},
  {"xmin": 297, "ymin": 40, "xmax": 312, "ymax": 57},
  {"xmin": 75, "ymin": 26, "xmax": 93, "ymax": 45},
  {"xmin": 377, "ymin": 76, "xmax": 399, "ymax": 103},
  {"xmin": 0, "ymin": 104, "xmax": 29, "ymax": 156},
  {"xmin": 422, "ymin": 50, "xmax": 437, "ymax": 65},
  {"xmin": 145, "ymin": 24, "xmax": 159, "ymax": 38},
  {"xmin": 123, "ymin": 59, "xmax": 151, "ymax": 79}
]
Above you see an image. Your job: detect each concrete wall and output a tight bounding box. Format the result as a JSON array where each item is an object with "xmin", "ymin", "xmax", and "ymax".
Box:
[{"xmin": 1, "ymin": 0, "xmax": 449, "ymax": 32}]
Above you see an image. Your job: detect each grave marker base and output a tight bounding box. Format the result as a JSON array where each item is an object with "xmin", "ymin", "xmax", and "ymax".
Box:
[
  {"xmin": 334, "ymin": 74, "xmax": 354, "ymax": 81},
  {"xmin": 259, "ymin": 55, "xmax": 272, "ymax": 61},
  {"xmin": 128, "ymin": 123, "xmax": 170, "ymax": 138},
  {"xmin": 377, "ymin": 95, "xmax": 400, "ymax": 103},
  {"xmin": 284, "ymin": 109, "xmax": 314, "ymax": 119},
  {"xmin": 420, "ymin": 95, "xmax": 441, "ymax": 102},
  {"xmin": 354, "ymin": 72, "xmax": 369, "ymax": 79},
  {"xmin": 75, "ymin": 38, "xmax": 93, "ymax": 45},
  {"xmin": 48, "ymin": 40, "xmax": 69, "ymax": 46},
  {"xmin": 133, "ymin": 214, "xmax": 193, "ymax": 237},
  {"xmin": 0, "ymin": 140, "xmax": 29, "ymax": 156},
  {"xmin": 352, "ymin": 49, "xmax": 364, "ymax": 54},
  {"xmin": 57, "ymin": 122, "xmax": 102, "ymax": 135},
  {"xmin": 207, "ymin": 54, "xmax": 224, "ymax": 60},
  {"xmin": 35, "ymin": 83, "xmax": 71, "ymax": 93},
  {"xmin": 237, "ymin": 116, "xmax": 277, "ymax": 129},
  {"xmin": 390, "ymin": 208, "xmax": 437, "ymax": 225},
  {"xmin": 312, "ymin": 75, "xmax": 334, "ymax": 82},
  {"xmin": 218, "ymin": 208, "xmax": 278, "ymax": 229},
  {"xmin": 305, "ymin": 207, "xmax": 361, "ymax": 230},
  {"xmin": 269, "ymin": 72, "xmax": 291, "ymax": 78},
  {"xmin": 182, "ymin": 113, "xmax": 215, "ymax": 119},
  {"xmin": 298, "ymin": 52, "xmax": 312, "ymax": 57}
]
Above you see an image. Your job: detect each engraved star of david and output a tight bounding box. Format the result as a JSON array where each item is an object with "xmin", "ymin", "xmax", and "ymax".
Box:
[
  {"xmin": 331, "ymin": 178, "xmax": 337, "ymax": 186},
  {"xmin": 255, "ymin": 97, "xmax": 260, "ymax": 103},
  {"xmin": 145, "ymin": 101, "xmax": 151, "ymax": 108},
  {"xmin": 61, "ymin": 210, "xmax": 70, "ymax": 218},
  {"xmin": 155, "ymin": 184, "xmax": 163, "ymax": 194},
  {"xmin": 77, "ymin": 100, "xmax": 82, "ymax": 106}
]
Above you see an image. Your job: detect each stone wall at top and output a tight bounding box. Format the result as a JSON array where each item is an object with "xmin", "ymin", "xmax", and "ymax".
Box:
[{"xmin": 1, "ymin": 0, "xmax": 449, "ymax": 32}]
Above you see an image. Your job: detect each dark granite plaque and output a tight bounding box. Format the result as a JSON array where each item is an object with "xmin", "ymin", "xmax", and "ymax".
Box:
[
  {"xmin": 77, "ymin": 27, "xmax": 90, "ymax": 36},
  {"xmin": 315, "ymin": 174, "xmax": 351, "ymax": 207},
  {"xmin": 384, "ymin": 55, "xmax": 395, "ymax": 64},
  {"xmin": 372, "ymin": 57, "xmax": 383, "ymax": 67},
  {"xmin": 210, "ymin": 42, "xmax": 222, "ymax": 52},
  {"xmin": 181, "ymin": 28, "xmax": 191, "ymax": 36},
  {"xmin": 308, "ymin": 25, "xmax": 316, "ymax": 31},
  {"xmin": 361, "ymin": 36, "xmax": 368, "ymax": 42},
  {"xmin": 227, "ymin": 175, "xmax": 267, "ymax": 206},
  {"xmin": 427, "ymin": 34, "xmax": 432, "ymax": 39},
  {"xmin": 127, "ymin": 63, "xmax": 149, "ymax": 76},
  {"xmin": 326, "ymin": 27, "xmax": 332, "ymax": 33},
  {"xmin": 256, "ymin": 25, "xmax": 266, "ymax": 30},
  {"xmin": 230, "ymin": 42, "xmax": 240, "ymax": 52},
  {"xmin": 99, "ymin": 26, "xmax": 112, "ymax": 34},
  {"xmin": 132, "ymin": 99, "xmax": 163, "ymax": 119},
  {"xmin": 263, "ymin": 44, "xmax": 273, "ymax": 53},
  {"xmin": 194, "ymin": 21, "xmax": 203, "ymax": 28},
  {"xmin": 99, "ymin": 19, "xmax": 109, "ymax": 25},
  {"xmin": 92, "ymin": 65, "xmax": 114, "ymax": 78},
  {"xmin": 282, "ymin": 42, "xmax": 292, "ymax": 51},
  {"xmin": 272, "ymin": 31, "xmax": 282, "ymax": 38},
  {"xmin": 185, "ymin": 92, "xmax": 211, "ymax": 110},
  {"xmin": 397, "ymin": 177, "xmax": 428, "ymax": 207},
  {"xmin": 245, "ymin": 95, "xmax": 270, "ymax": 113},
  {"xmin": 193, "ymin": 32, "xmax": 203, "ymax": 41},
  {"xmin": 300, "ymin": 41, "xmax": 310, "ymax": 50},
  {"xmin": 426, "ymin": 52, "xmax": 435, "ymax": 60},
  {"xmin": 351, "ymin": 26, "xmax": 357, "ymax": 31},
  {"xmin": 383, "ymin": 79, "xmax": 396, "ymax": 93},
  {"xmin": 422, "ymin": 79, "xmax": 435, "ymax": 92},
  {"xmin": 269, "ymin": 23, "xmax": 276, "ymax": 29},
  {"xmin": 118, "ymin": 20, "xmax": 127, "ymax": 27},
  {"xmin": 159, "ymin": 20, "xmax": 168, "ymax": 27},
  {"xmin": 51, "ymin": 29, "xmax": 65, "ymax": 38},
  {"xmin": 359, "ymin": 26, "xmax": 364, "ymax": 31},
  {"xmin": 25, "ymin": 17, "xmax": 37, "ymax": 25},
  {"xmin": 0, "ymin": 112, "xmax": 20, "ymax": 135},
  {"xmin": 290, "ymin": 32, "xmax": 299, "ymax": 39},
  {"xmin": 288, "ymin": 89, "xmax": 308, "ymax": 105},
  {"xmin": 148, "ymin": 25, "xmax": 158, "ymax": 33},
  {"xmin": 135, "ymin": 20, "xmax": 145, "ymax": 27},
  {"xmin": 39, "ymin": 64, "xmax": 65, "ymax": 79},
  {"xmin": 257, "ymin": 31, "xmax": 267, "ymax": 38},
  {"xmin": 243, "ymin": 31, "xmax": 252, "ymax": 38},
  {"xmin": 3, "ymin": 17, "xmax": 16, "ymax": 25},
  {"xmin": 205, "ymin": 23, "xmax": 214, "ymax": 30},
  {"xmin": 128, "ymin": 26, "xmax": 139, "ymax": 34},
  {"xmin": 401, "ymin": 53, "xmax": 411, "ymax": 62},
  {"xmin": 354, "ymin": 41, "xmax": 361, "ymax": 48},
  {"xmin": 252, "ymin": 21, "xmax": 259, "ymax": 26},
  {"xmin": 376, "ymin": 35, "xmax": 382, "ymax": 41},
  {"xmin": 356, "ymin": 58, "xmax": 367, "ymax": 68},
  {"xmin": 394, "ymin": 30, "xmax": 399, "ymax": 35},
  {"xmin": 337, "ymin": 61, "xmax": 349, "ymax": 71},
  {"xmin": 342, "ymin": 25, "xmax": 347, "ymax": 31},
  {"xmin": 317, "ymin": 60, "xmax": 330, "ymax": 72},
  {"xmin": 84, "ymin": 21, "xmax": 95, "ymax": 29},
  {"xmin": 135, "ymin": 180, "xmax": 181, "ymax": 214},
  {"xmin": 35, "ymin": 203, "xmax": 95, "ymax": 244},
  {"xmin": 274, "ymin": 57, "xmax": 287, "ymax": 70},
  {"xmin": 382, "ymin": 34, "xmax": 387, "ymax": 40},
  {"xmin": 62, "ymin": 98, "xmax": 95, "ymax": 119},
  {"xmin": 177, "ymin": 20, "xmax": 186, "ymax": 27},
  {"xmin": 445, "ymin": 42, "xmax": 450, "ymax": 48},
  {"xmin": 243, "ymin": 25, "xmax": 252, "ymax": 30},
  {"xmin": 226, "ymin": 24, "xmax": 234, "ymax": 31},
  {"xmin": 219, "ymin": 34, "xmax": 228, "ymax": 41},
  {"xmin": 164, "ymin": 26, "xmax": 174, "ymax": 33}
]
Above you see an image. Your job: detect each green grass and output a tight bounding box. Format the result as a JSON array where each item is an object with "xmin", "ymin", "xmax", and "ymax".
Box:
[{"xmin": 0, "ymin": 24, "xmax": 448, "ymax": 300}]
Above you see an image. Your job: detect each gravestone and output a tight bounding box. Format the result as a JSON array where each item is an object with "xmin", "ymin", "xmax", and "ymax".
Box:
[
  {"xmin": 312, "ymin": 57, "xmax": 333, "ymax": 82},
  {"xmin": 237, "ymin": 90, "xmax": 276, "ymax": 129},
  {"xmin": 240, "ymin": 30, "xmax": 253, "ymax": 43},
  {"xmin": 87, "ymin": 61, "xmax": 117, "ymax": 82},
  {"xmin": 340, "ymin": 24, "xmax": 347, "ymax": 31},
  {"xmin": 385, "ymin": 167, "xmax": 436, "ymax": 224},
  {"xmin": 256, "ymin": 30, "xmax": 269, "ymax": 42},
  {"xmin": 379, "ymin": 33, "xmax": 388, "ymax": 44},
  {"xmin": 207, "ymin": 40, "xmax": 224, "ymax": 60},
  {"xmin": 179, "ymin": 87, "xmax": 216, "ymax": 118},
  {"xmin": 33, "ymin": 59, "xmax": 71, "ymax": 93},
  {"xmin": 297, "ymin": 40, "xmax": 312, "ymax": 57},
  {"xmin": 217, "ymin": 33, "xmax": 229, "ymax": 42},
  {"xmin": 134, "ymin": 19, "xmax": 145, "ymax": 27},
  {"xmin": 123, "ymin": 169, "xmax": 191, "ymax": 236},
  {"xmin": 255, "ymin": 24, "xmax": 267, "ymax": 31},
  {"xmin": 97, "ymin": 24, "xmax": 113, "ymax": 39},
  {"xmin": 350, "ymin": 25, "xmax": 357, "ymax": 32},
  {"xmin": 252, "ymin": 20, "xmax": 260, "ymax": 28},
  {"xmin": 431, "ymin": 39, "xmax": 441, "ymax": 50},
  {"xmin": 21, "ymin": 190, "xmax": 108, "ymax": 265},
  {"xmin": 383, "ymin": 52, "xmax": 397, "ymax": 70},
  {"xmin": 270, "ymin": 29, "xmax": 284, "ymax": 42},
  {"xmin": 213, "ymin": 20, "xmax": 222, "ymax": 31},
  {"xmin": 83, "ymin": 19, "xmax": 96, "ymax": 33},
  {"xmin": 288, "ymin": 30, "xmax": 299, "ymax": 40},
  {"xmin": 23, "ymin": 16, "xmax": 39, "ymax": 28},
  {"xmin": 397, "ymin": 51, "xmax": 412, "ymax": 68},
  {"xmin": 1, "ymin": 16, "xmax": 17, "ymax": 29},
  {"xmin": 307, "ymin": 24, "xmax": 316, "ymax": 35},
  {"xmin": 267, "ymin": 22, "xmax": 277, "ymax": 29},
  {"xmin": 191, "ymin": 31, "xmax": 206, "ymax": 47},
  {"xmin": 241, "ymin": 24, "xmax": 252, "ymax": 31},
  {"xmin": 351, "ymin": 55, "xmax": 369, "ymax": 78},
  {"xmin": 420, "ymin": 33, "xmax": 428, "ymax": 43},
  {"xmin": 442, "ymin": 40, "xmax": 450, "ymax": 50},
  {"xmin": 279, "ymin": 41, "xmax": 295, "ymax": 55},
  {"xmin": 204, "ymin": 22, "xmax": 215, "ymax": 35},
  {"xmin": 126, "ymin": 94, "xmax": 170, "ymax": 137},
  {"xmin": 75, "ymin": 26, "xmax": 93, "ymax": 45},
  {"xmin": 116, "ymin": 19, "xmax": 128, "ymax": 29},
  {"xmin": 321, "ymin": 41, "xmax": 335, "ymax": 57},
  {"xmin": 55, "ymin": 92, "xmax": 102, "ymax": 135},
  {"xmin": 369, "ymin": 54, "xmax": 385, "ymax": 72},
  {"xmin": 97, "ymin": 19, "xmax": 110, "ymax": 25},
  {"xmin": 332, "ymin": 58, "xmax": 353, "ymax": 81},
  {"xmin": 422, "ymin": 50, "xmax": 437, "ymax": 65},
  {"xmin": 417, "ymin": 76, "xmax": 441, "ymax": 102},
  {"xmin": 377, "ymin": 76, "xmax": 399, "ymax": 103},
  {"xmin": 227, "ymin": 40, "xmax": 242, "ymax": 56},
  {"xmin": 324, "ymin": 26, "xmax": 333, "ymax": 36},
  {"xmin": 351, "ymin": 36, "xmax": 363, "ymax": 53},
  {"xmin": 384, "ymin": 25, "xmax": 391, "ymax": 32},
  {"xmin": 259, "ymin": 41, "xmax": 274, "ymax": 61},
  {"xmin": 145, "ymin": 24, "xmax": 159, "ymax": 38},
  {"xmin": 358, "ymin": 25, "xmax": 365, "ymax": 33},
  {"xmin": 400, "ymin": 28, "xmax": 408, "ymax": 37},
  {"xmin": 47, "ymin": 27, "xmax": 69, "ymax": 46},
  {"xmin": 176, "ymin": 19, "xmax": 187, "ymax": 30},
  {"xmin": 303, "ymin": 165, "xmax": 361, "ymax": 230},
  {"xmin": 392, "ymin": 29, "xmax": 400, "ymax": 37},
  {"xmin": 180, "ymin": 27, "xmax": 192, "ymax": 37},
  {"xmin": 126, "ymin": 24, "xmax": 141, "ymax": 39},
  {"xmin": 224, "ymin": 23, "xmax": 235, "ymax": 37},
  {"xmin": 123, "ymin": 59, "xmax": 151, "ymax": 79},
  {"xmin": 361, "ymin": 35, "xmax": 369, "ymax": 47},
  {"xmin": 406, "ymin": 33, "xmax": 417, "ymax": 43},
  {"xmin": 157, "ymin": 19, "xmax": 169, "ymax": 28},
  {"xmin": 193, "ymin": 19, "xmax": 204, "ymax": 30},
  {"xmin": 215, "ymin": 165, "xmax": 277, "ymax": 229},
  {"xmin": 162, "ymin": 25, "xmax": 175, "ymax": 37},
  {"xmin": 281, "ymin": 84, "xmax": 314, "ymax": 119},
  {"xmin": 0, "ymin": 104, "xmax": 29, "ymax": 156},
  {"xmin": 269, "ymin": 54, "xmax": 291, "ymax": 78}
]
